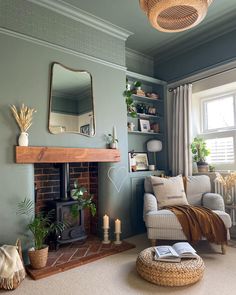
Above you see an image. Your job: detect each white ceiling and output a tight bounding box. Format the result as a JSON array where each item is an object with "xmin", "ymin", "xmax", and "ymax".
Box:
[{"xmin": 62, "ymin": 0, "xmax": 236, "ymax": 62}]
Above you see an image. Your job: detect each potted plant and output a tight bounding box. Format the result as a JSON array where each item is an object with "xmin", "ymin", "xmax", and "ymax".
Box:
[
  {"xmin": 134, "ymin": 81, "xmax": 142, "ymax": 90},
  {"xmin": 71, "ymin": 180, "xmax": 96, "ymax": 218},
  {"xmin": 17, "ymin": 198, "xmax": 65, "ymax": 269},
  {"xmin": 191, "ymin": 137, "xmax": 211, "ymax": 172},
  {"xmin": 124, "ymin": 89, "xmax": 137, "ymax": 118},
  {"xmin": 105, "ymin": 133, "xmax": 119, "ymax": 149}
]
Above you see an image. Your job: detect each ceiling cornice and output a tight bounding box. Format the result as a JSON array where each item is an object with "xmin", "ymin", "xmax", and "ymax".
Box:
[
  {"xmin": 153, "ymin": 10, "xmax": 236, "ymax": 64},
  {"xmin": 27, "ymin": 0, "xmax": 133, "ymax": 41}
]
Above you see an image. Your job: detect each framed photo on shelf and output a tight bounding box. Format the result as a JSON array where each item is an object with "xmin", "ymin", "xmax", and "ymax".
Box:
[
  {"xmin": 139, "ymin": 119, "xmax": 151, "ymax": 132},
  {"xmin": 132, "ymin": 152, "xmax": 149, "ymax": 171}
]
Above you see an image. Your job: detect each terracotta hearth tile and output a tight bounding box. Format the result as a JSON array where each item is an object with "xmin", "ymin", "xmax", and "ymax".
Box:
[{"xmin": 26, "ymin": 236, "xmax": 135, "ymax": 280}]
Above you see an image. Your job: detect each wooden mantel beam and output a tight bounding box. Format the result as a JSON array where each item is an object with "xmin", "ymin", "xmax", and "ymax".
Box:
[{"xmin": 15, "ymin": 146, "xmax": 120, "ymax": 164}]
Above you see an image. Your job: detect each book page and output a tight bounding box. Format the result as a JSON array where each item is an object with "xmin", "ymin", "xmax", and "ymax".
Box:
[
  {"xmin": 172, "ymin": 242, "xmax": 197, "ymax": 257},
  {"xmin": 155, "ymin": 246, "xmax": 179, "ymax": 258}
]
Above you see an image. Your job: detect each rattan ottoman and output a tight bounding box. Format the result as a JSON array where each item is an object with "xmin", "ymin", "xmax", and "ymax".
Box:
[{"xmin": 136, "ymin": 247, "xmax": 205, "ymax": 287}]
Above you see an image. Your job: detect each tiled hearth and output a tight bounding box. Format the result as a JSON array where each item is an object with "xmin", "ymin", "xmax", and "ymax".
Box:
[{"xmin": 26, "ymin": 236, "xmax": 135, "ymax": 280}]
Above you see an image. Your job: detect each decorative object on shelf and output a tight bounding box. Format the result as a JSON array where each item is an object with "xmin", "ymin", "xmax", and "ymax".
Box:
[
  {"xmin": 150, "ymin": 122, "xmax": 160, "ymax": 133},
  {"xmin": 136, "ymin": 103, "xmax": 148, "ymax": 114},
  {"xmin": 148, "ymin": 106, "xmax": 156, "ymax": 115},
  {"xmin": 191, "ymin": 137, "xmax": 210, "ymax": 172},
  {"xmin": 134, "ymin": 81, "xmax": 145, "ymax": 96},
  {"xmin": 114, "ymin": 219, "xmax": 122, "ymax": 245},
  {"xmin": 127, "ymin": 122, "xmax": 135, "ymax": 132},
  {"xmin": 128, "ymin": 150, "xmax": 137, "ymax": 172},
  {"xmin": 147, "ymin": 140, "xmax": 162, "ymax": 170},
  {"xmin": 71, "ymin": 180, "xmax": 96, "ymax": 218},
  {"xmin": 215, "ymin": 172, "xmax": 236, "ymax": 205},
  {"xmin": 148, "ymin": 165, "xmax": 155, "ymax": 171},
  {"xmin": 131, "ymin": 152, "xmax": 149, "ymax": 171},
  {"xmin": 10, "ymin": 103, "xmax": 37, "ymax": 146},
  {"xmin": 102, "ymin": 214, "xmax": 110, "ymax": 244},
  {"xmin": 17, "ymin": 198, "xmax": 64, "ymax": 269},
  {"xmin": 139, "ymin": 0, "xmax": 214, "ymax": 33},
  {"xmin": 146, "ymin": 92, "xmax": 160, "ymax": 99},
  {"xmin": 139, "ymin": 119, "xmax": 151, "ymax": 132},
  {"xmin": 105, "ymin": 127, "xmax": 119, "ymax": 149}
]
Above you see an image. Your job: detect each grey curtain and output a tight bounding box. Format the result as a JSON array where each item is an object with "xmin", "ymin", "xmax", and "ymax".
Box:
[{"xmin": 171, "ymin": 84, "xmax": 192, "ymax": 176}]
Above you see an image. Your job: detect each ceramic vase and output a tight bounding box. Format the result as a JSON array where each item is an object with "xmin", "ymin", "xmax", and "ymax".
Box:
[
  {"xmin": 224, "ymin": 190, "xmax": 234, "ymax": 205},
  {"xmin": 18, "ymin": 132, "xmax": 29, "ymax": 146}
]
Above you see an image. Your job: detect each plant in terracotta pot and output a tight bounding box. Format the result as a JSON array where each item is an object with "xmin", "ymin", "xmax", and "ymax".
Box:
[
  {"xmin": 17, "ymin": 198, "xmax": 64, "ymax": 269},
  {"xmin": 191, "ymin": 137, "xmax": 211, "ymax": 172}
]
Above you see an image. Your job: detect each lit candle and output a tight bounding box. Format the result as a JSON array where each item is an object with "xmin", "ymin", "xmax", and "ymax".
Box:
[
  {"xmin": 115, "ymin": 219, "xmax": 121, "ymax": 233},
  {"xmin": 103, "ymin": 214, "xmax": 109, "ymax": 229}
]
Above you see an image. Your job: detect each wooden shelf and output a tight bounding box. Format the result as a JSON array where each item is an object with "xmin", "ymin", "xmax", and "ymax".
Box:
[
  {"xmin": 15, "ymin": 146, "xmax": 120, "ymax": 163},
  {"xmin": 128, "ymin": 131, "xmax": 162, "ymax": 136},
  {"xmin": 128, "ymin": 113, "xmax": 162, "ymax": 119},
  {"xmin": 132, "ymin": 94, "xmax": 163, "ymax": 102}
]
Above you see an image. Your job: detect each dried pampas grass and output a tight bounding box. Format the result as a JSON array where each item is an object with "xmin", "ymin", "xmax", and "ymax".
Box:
[
  {"xmin": 215, "ymin": 172, "xmax": 236, "ymax": 190},
  {"xmin": 10, "ymin": 104, "xmax": 37, "ymax": 132}
]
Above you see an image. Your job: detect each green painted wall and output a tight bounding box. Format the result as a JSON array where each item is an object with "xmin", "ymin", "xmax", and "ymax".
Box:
[{"xmin": 0, "ymin": 31, "xmax": 130, "ymax": 245}]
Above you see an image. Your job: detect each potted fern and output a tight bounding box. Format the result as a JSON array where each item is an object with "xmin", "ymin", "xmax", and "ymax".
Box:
[{"xmin": 17, "ymin": 198, "xmax": 64, "ymax": 269}]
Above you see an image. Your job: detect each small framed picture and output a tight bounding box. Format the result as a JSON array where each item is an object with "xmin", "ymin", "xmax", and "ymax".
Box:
[
  {"xmin": 139, "ymin": 119, "xmax": 151, "ymax": 132},
  {"xmin": 80, "ymin": 124, "xmax": 90, "ymax": 135},
  {"xmin": 133, "ymin": 152, "xmax": 149, "ymax": 171}
]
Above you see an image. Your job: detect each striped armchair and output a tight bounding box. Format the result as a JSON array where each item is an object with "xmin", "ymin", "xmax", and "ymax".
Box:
[{"xmin": 143, "ymin": 175, "xmax": 232, "ymax": 254}]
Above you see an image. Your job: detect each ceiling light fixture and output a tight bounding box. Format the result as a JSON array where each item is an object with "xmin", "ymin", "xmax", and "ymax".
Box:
[{"xmin": 139, "ymin": 0, "xmax": 214, "ymax": 33}]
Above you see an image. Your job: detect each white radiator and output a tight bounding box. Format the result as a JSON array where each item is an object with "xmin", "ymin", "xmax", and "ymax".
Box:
[{"xmin": 214, "ymin": 180, "xmax": 236, "ymax": 225}]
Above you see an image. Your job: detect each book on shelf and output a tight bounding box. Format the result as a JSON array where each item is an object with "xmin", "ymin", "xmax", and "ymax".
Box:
[{"xmin": 154, "ymin": 242, "xmax": 197, "ymax": 263}]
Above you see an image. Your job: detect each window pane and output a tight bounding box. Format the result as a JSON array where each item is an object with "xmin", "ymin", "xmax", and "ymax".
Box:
[
  {"xmin": 206, "ymin": 137, "xmax": 234, "ymax": 164},
  {"xmin": 205, "ymin": 96, "xmax": 234, "ymax": 130}
]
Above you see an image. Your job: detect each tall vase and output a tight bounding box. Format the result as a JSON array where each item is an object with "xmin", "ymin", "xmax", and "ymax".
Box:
[
  {"xmin": 224, "ymin": 189, "xmax": 234, "ymax": 205},
  {"xmin": 18, "ymin": 132, "xmax": 29, "ymax": 146}
]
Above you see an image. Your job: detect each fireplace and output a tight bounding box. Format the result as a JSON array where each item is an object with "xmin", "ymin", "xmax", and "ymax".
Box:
[{"xmin": 34, "ymin": 162, "xmax": 98, "ymax": 246}]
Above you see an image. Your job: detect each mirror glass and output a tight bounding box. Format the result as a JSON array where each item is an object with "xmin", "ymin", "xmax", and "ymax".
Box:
[{"xmin": 49, "ymin": 62, "xmax": 95, "ymax": 136}]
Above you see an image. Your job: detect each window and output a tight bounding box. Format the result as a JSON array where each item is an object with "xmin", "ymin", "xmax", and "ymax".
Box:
[
  {"xmin": 199, "ymin": 91, "xmax": 236, "ymax": 170},
  {"xmin": 202, "ymin": 95, "xmax": 235, "ymax": 133}
]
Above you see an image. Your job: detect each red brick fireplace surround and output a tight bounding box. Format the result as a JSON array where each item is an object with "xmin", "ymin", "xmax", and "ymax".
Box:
[{"xmin": 34, "ymin": 162, "xmax": 98, "ymax": 234}]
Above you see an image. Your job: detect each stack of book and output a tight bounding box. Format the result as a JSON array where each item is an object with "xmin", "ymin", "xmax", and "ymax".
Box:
[{"xmin": 154, "ymin": 242, "xmax": 198, "ymax": 263}]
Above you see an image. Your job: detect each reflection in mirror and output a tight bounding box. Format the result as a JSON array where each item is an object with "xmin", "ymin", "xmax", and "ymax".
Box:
[{"xmin": 49, "ymin": 62, "xmax": 95, "ymax": 136}]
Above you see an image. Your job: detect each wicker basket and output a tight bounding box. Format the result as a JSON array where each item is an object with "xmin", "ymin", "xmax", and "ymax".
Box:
[
  {"xmin": 28, "ymin": 246, "xmax": 48, "ymax": 269},
  {"xmin": 0, "ymin": 240, "xmax": 25, "ymax": 290},
  {"xmin": 136, "ymin": 247, "xmax": 205, "ymax": 287}
]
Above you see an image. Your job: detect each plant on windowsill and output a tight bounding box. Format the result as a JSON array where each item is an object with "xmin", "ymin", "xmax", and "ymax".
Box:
[
  {"xmin": 17, "ymin": 198, "xmax": 65, "ymax": 269},
  {"xmin": 70, "ymin": 180, "xmax": 96, "ymax": 220},
  {"xmin": 191, "ymin": 137, "xmax": 211, "ymax": 172}
]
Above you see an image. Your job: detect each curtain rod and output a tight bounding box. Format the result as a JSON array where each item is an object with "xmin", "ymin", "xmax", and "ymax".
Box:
[{"xmin": 168, "ymin": 65, "xmax": 236, "ymax": 92}]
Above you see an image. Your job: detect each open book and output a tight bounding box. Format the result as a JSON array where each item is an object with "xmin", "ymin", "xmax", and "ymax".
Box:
[{"xmin": 154, "ymin": 242, "xmax": 198, "ymax": 263}]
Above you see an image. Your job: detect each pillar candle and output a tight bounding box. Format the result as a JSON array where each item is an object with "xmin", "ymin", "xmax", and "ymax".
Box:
[
  {"xmin": 113, "ymin": 126, "xmax": 117, "ymax": 141},
  {"xmin": 115, "ymin": 219, "xmax": 121, "ymax": 233},
  {"xmin": 103, "ymin": 214, "xmax": 109, "ymax": 229}
]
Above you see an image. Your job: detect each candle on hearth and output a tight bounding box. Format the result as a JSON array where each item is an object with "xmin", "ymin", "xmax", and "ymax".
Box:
[
  {"xmin": 115, "ymin": 219, "xmax": 121, "ymax": 233},
  {"xmin": 103, "ymin": 214, "xmax": 109, "ymax": 229}
]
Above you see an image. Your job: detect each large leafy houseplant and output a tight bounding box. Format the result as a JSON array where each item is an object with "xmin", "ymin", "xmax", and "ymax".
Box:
[
  {"xmin": 71, "ymin": 180, "xmax": 96, "ymax": 219},
  {"xmin": 17, "ymin": 198, "xmax": 64, "ymax": 269},
  {"xmin": 191, "ymin": 137, "xmax": 211, "ymax": 172}
]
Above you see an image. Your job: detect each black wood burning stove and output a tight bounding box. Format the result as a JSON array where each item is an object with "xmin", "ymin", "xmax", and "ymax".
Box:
[{"xmin": 49, "ymin": 163, "xmax": 87, "ymax": 246}]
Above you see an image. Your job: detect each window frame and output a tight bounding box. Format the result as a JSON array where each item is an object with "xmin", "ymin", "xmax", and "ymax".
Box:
[{"xmin": 201, "ymin": 91, "xmax": 236, "ymax": 134}]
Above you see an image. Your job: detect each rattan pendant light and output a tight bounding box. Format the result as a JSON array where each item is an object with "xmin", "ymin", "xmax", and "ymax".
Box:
[{"xmin": 139, "ymin": 0, "xmax": 214, "ymax": 32}]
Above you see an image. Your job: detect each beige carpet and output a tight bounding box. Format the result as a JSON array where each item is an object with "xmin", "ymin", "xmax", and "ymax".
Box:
[{"xmin": 1, "ymin": 234, "xmax": 236, "ymax": 295}]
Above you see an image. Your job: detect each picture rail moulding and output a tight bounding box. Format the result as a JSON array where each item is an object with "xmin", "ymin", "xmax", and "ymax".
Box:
[{"xmin": 15, "ymin": 146, "xmax": 120, "ymax": 164}]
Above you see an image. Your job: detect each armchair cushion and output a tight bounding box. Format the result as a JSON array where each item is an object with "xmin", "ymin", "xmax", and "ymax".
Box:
[
  {"xmin": 151, "ymin": 175, "xmax": 188, "ymax": 208},
  {"xmin": 202, "ymin": 193, "xmax": 225, "ymax": 211}
]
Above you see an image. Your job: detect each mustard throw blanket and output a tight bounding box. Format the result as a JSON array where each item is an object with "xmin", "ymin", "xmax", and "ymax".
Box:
[
  {"xmin": 0, "ymin": 245, "xmax": 25, "ymax": 290},
  {"xmin": 163, "ymin": 205, "xmax": 227, "ymax": 244}
]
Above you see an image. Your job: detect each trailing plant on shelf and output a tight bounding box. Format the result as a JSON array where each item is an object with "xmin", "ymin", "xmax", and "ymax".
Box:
[
  {"xmin": 71, "ymin": 180, "xmax": 96, "ymax": 219},
  {"xmin": 17, "ymin": 198, "xmax": 65, "ymax": 269},
  {"xmin": 134, "ymin": 81, "xmax": 142, "ymax": 89},
  {"xmin": 124, "ymin": 89, "xmax": 137, "ymax": 118}
]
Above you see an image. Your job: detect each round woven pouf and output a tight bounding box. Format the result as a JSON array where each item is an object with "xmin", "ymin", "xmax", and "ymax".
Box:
[{"xmin": 136, "ymin": 247, "xmax": 205, "ymax": 287}]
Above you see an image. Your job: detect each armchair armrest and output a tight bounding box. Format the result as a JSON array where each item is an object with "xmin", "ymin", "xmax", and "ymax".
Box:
[
  {"xmin": 143, "ymin": 193, "xmax": 158, "ymax": 222},
  {"xmin": 202, "ymin": 193, "xmax": 225, "ymax": 211}
]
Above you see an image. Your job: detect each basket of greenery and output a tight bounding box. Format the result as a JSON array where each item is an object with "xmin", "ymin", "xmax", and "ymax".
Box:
[{"xmin": 17, "ymin": 198, "xmax": 65, "ymax": 269}]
